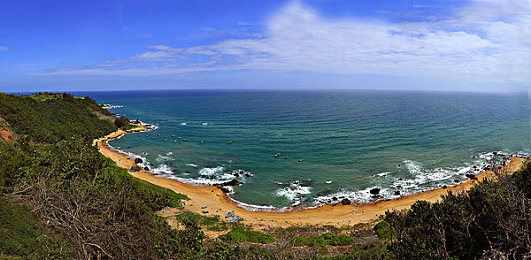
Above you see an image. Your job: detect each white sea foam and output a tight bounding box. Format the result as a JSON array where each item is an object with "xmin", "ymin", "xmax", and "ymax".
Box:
[
  {"xmin": 156, "ymin": 153, "xmax": 174, "ymax": 162},
  {"xmin": 180, "ymin": 122, "xmax": 187, "ymax": 126},
  {"xmin": 314, "ymin": 186, "xmax": 394, "ymax": 204},
  {"xmin": 152, "ymin": 164, "xmax": 173, "ymax": 175},
  {"xmin": 199, "ymin": 166, "xmax": 224, "ymax": 176},
  {"xmin": 186, "ymin": 163, "xmax": 198, "ymax": 167},
  {"xmin": 275, "ymin": 181, "xmax": 312, "ymax": 205},
  {"xmin": 376, "ymin": 172, "xmax": 390, "ymax": 177}
]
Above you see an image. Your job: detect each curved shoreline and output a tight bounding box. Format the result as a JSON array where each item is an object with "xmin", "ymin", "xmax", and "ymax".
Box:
[{"xmin": 94, "ymin": 124, "xmax": 527, "ymax": 227}]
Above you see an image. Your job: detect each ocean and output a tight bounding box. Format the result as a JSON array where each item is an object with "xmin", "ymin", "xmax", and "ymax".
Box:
[{"xmin": 81, "ymin": 90, "xmax": 530, "ymax": 208}]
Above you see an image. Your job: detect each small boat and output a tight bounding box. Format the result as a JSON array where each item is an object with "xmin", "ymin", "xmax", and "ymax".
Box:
[
  {"xmin": 229, "ymin": 216, "xmax": 240, "ymax": 223},
  {"xmin": 325, "ymin": 180, "xmax": 332, "ymax": 184},
  {"xmin": 226, "ymin": 141, "xmax": 233, "ymax": 145},
  {"xmin": 274, "ymin": 153, "xmax": 280, "ymax": 158},
  {"xmin": 200, "ymin": 140, "xmax": 204, "ymax": 144},
  {"xmin": 298, "ymin": 159, "xmax": 303, "ymax": 162},
  {"xmin": 225, "ymin": 211, "xmax": 235, "ymax": 218}
]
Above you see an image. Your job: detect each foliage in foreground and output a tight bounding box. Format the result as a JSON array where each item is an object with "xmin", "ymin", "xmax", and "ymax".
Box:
[
  {"xmin": 219, "ymin": 228, "xmax": 276, "ymax": 244},
  {"xmin": 292, "ymin": 232, "xmax": 357, "ymax": 247},
  {"xmin": 384, "ymin": 161, "xmax": 531, "ymax": 259}
]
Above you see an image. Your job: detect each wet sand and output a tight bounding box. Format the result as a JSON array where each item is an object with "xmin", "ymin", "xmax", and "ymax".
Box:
[{"xmin": 95, "ymin": 124, "xmax": 527, "ymax": 227}]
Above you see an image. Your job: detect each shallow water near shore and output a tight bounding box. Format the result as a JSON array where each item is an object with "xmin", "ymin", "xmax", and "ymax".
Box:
[{"xmin": 80, "ymin": 90, "xmax": 530, "ymax": 207}]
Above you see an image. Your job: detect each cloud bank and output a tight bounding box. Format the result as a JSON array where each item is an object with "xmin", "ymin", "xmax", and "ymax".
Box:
[{"xmin": 35, "ymin": 0, "xmax": 531, "ymax": 89}]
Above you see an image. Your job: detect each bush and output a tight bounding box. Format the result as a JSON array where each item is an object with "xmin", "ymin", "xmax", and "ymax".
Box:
[
  {"xmin": 373, "ymin": 220, "xmax": 396, "ymax": 240},
  {"xmin": 219, "ymin": 228, "xmax": 276, "ymax": 244},
  {"xmin": 385, "ymin": 160, "xmax": 531, "ymax": 259}
]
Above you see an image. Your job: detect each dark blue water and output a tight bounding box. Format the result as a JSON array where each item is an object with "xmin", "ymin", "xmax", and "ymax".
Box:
[{"xmin": 80, "ymin": 90, "xmax": 530, "ymax": 207}]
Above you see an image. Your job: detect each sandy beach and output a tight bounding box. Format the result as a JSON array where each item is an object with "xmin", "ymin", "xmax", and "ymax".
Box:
[{"xmin": 95, "ymin": 124, "xmax": 527, "ymax": 227}]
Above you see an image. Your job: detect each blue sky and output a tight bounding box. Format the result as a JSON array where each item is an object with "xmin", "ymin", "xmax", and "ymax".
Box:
[{"xmin": 0, "ymin": 0, "xmax": 529, "ymax": 92}]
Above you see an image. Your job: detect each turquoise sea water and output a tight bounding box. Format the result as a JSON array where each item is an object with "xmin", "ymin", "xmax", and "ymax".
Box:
[{"xmin": 82, "ymin": 90, "xmax": 530, "ymax": 207}]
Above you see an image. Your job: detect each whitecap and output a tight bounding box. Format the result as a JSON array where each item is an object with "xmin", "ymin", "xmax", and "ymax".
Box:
[
  {"xmin": 199, "ymin": 166, "xmax": 224, "ymax": 176},
  {"xmin": 275, "ymin": 181, "xmax": 312, "ymax": 204},
  {"xmin": 152, "ymin": 164, "xmax": 173, "ymax": 175}
]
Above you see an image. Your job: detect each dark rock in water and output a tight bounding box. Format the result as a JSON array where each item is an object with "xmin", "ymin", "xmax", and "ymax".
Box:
[
  {"xmin": 332, "ymin": 197, "xmax": 338, "ymax": 201},
  {"xmin": 130, "ymin": 166, "xmax": 141, "ymax": 172},
  {"xmin": 232, "ymin": 172, "xmax": 240, "ymax": 177},
  {"xmin": 394, "ymin": 191, "xmax": 400, "ymax": 196},
  {"xmin": 215, "ymin": 185, "xmax": 232, "ymax": 193},
  {"xmin": 144, "ymin": 166, "xmax": 150, "ymax": 171},
  {"xmin": 396, "ymin": 185, "xmax": 402, "ymax": 189},
  {"xmin": 341, "ymin": 198, "xmax": 351, "ymax": 205},
  {"xmin": 370, "ymin": 188, "xmax": 380, "ymax": 195},
  {"xmin": 134, "ymin": 158, "xmax": 143, "ymax": 164},
  {"xmin": 398, "ymin": 178, "xmax": 403, "ymax": 181},
  {"xmin": 245, "ymin": 173, "xmax": 252, "ymax": 178},
  {"xmin": 454, "ymin": 179, "xmax": 460, "ymax": 183},
  {"xmin": 442, "ymin": 185, "xmax": 447, "ymax": 189},
  {"xmin": 221, "ymin": 180, "xmax": 243, "ymax": 186}
]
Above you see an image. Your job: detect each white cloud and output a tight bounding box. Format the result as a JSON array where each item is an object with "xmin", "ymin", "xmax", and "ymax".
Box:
[
  {"xmin": 0, "ymin": 46, "xmax": 8, "ymax": 51},
  {"xmin": 34, "ymin": 1, "xmax": 531, "ymax": 89}
]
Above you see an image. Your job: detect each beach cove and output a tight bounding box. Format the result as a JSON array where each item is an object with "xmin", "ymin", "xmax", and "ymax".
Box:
[{"xmin": 94, "ymin": 122, "xmax": 527, "ymax": 227}]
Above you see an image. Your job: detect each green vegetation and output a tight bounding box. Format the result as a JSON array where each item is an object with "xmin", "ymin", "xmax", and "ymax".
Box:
[
  {"xmin": 0, "ymin": 93, "xmax": 188, "ymax": 258},
  {"xmin": 292, "ymin": 233, "xmax": 356, "ymax": 247},
  {"xmin": 0, "ymin": 93, "xmax": 117, "ymax": 143},
  {"xmin": 175, "ymin": 211, "xmax": 229, "ymax": 231},
  {"xmin": 0, "ymin": 196, "xmax": 70, "ymax": 259},
  {"xmin": 373, "ymin": 221, "xmax": 396, "ymax": 241},
  {"xmin": 384, "ymin": 161, "xmax": 531, "ymax": 259},
  {"xmin": 219, "ymin": 228, "xmax": 276, "ymax": 244}
]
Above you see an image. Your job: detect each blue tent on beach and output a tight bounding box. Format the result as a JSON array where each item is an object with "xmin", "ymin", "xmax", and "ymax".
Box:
[
  {"xmin": 225, "ymin": 211, "xmax": 235, "ymax": 218},
  {"xmin": 229, "ymin": 216, "xmax": 239, "ymax": 223}
]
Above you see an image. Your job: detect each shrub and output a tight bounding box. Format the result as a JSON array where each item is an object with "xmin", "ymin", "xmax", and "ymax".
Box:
[{"xmin": 373, "ymin": 220, "xmax": 396, "ymax": 240}]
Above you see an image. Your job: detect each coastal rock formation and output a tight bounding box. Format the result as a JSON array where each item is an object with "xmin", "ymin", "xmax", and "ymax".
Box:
[
  {"xmin": 134, "ymin": 158, "xmax": 143, "ymax": 164},
  {"xmin": 130, "ymin": 165, "xmax": 141, "ymax": 172},
  {"xmin": 220, "ymin": 180, "xmax": 243, "ymax": 186},
  {"xmin": 465, "ymin": 174, "xmax": 478, "ymax": 180},
  {"xmin": 370, "ymin": 188, "xmax": 380, "ymax": 195},
  {"xmin": 341, "ymin": 198, "xmax": 351, "ymax": 205}
]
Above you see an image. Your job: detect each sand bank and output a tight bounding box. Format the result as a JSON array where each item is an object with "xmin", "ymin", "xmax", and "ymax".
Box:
[{"xmin": 95, "ymin": 124, "xmax": 527, "ymax": 227}]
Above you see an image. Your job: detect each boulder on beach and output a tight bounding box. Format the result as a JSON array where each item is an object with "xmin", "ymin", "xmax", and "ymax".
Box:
[
  {"xmin": 130, "ymin": 166, "xmax": 141, "ymax": 172},
  {"xmin": 370, "ymin": 188, "xmax": 380, "ymax": 195},
  {"xmin": 134, "ymin": 158, "xmax": 143, "ymax": 164},
  {"xmin": 394, "ymin": 190, "xmax": 400, "ymax": 196},
  {"xmin": 341, "ymin": 198, "xmax": 351, "ymax": 205},
  {"xmin": 144, "ymin": 166, "xmax": 150, "ymax": 171}
]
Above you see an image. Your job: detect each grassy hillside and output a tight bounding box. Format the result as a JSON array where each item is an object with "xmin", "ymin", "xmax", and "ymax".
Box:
[{"xmin": 0, "ymin": 92, "xmax": 116, "ymax": 143}]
